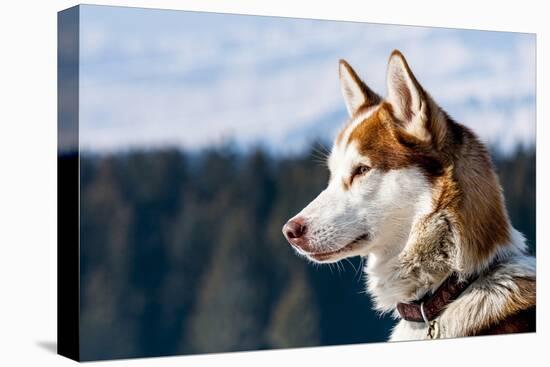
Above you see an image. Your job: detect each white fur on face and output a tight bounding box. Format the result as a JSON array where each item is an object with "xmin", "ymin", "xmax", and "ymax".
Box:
[{"xmin": 289, "ymin": 111, "xmax": 434, "ymax": 263}]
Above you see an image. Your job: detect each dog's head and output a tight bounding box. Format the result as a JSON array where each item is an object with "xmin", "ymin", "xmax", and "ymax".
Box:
[{"xmin": 283, "ymin": 50, "xmax": 444, "ymax": 263}]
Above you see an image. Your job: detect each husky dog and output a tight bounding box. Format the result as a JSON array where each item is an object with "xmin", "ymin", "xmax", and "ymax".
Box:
[{"xmin": 282, "ymin": 50, "xmax": 535, "ymax": 340}]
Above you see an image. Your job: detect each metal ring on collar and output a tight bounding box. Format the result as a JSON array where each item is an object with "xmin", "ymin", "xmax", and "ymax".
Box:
[{"xmin": 420, "ymin": 301, "xmax": 429, "ymax": 325}]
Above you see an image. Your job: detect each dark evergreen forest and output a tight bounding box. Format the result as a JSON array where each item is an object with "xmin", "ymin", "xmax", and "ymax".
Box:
[{"xmin": 78, "ymin": 145, "xmax": 535, "ymax": 360}]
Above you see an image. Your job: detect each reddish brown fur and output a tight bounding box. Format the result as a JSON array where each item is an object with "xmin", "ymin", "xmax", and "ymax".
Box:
[
  {"xmin": 471, "ymin": 275, "xmax": 536, "ymax": 335},
  {"xmin": 347, "ymin": 102, "xmax": 443, "ymax": 180},
  {"xmin": 346, "ymin": 99, "xmax": 511, "ymax": 274},
  {"xmin": 341, "ymin": 178, "xmax": 350, "ymax": 191}
]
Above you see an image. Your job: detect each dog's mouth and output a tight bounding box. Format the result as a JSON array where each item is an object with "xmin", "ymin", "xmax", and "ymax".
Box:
[{"xmin": 304, "ymin": 233, "xmax": 370, "ymax": 262}]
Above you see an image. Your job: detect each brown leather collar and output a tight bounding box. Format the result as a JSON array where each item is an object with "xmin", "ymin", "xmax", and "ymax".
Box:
[{"xmin": 396, "ymin": 273, "xmax": 477, "ymax": 323}]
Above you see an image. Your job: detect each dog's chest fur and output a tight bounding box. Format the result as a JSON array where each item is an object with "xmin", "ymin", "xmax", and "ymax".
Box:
[
  {"xmin": 360, "ymin": 177, "xmax": 536, "ymax": 341},
  {"xmin": 370, "ymin": 251, "xmax": 536, "ymax": 341}
]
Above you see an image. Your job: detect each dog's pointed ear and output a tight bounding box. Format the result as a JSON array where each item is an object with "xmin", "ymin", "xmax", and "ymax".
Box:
[
  {"xmin": 339, "ymin": 59, "xmax": 380, "ymax": 117},
  {"xmin": 386, "ymin": 50, "xmax": 442, "ymax": 145}
]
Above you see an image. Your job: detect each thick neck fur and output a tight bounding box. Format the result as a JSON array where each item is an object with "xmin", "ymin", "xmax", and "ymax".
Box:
[
  {"xmin": 363, "ymin": 223, "xmax": 527, "ymax": 316},
  {"xmin": 363, "ymin": 214, "xmax": 452, "ymax": 315},
  {"xmin": 363, "ymin": 104, "xmax": 526, "ymax": 315}
]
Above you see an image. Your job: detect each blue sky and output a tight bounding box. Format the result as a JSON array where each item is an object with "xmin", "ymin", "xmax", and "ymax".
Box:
[{"xmin": 78, "ymin": 5, "xmax": 536, "ymax": 155}]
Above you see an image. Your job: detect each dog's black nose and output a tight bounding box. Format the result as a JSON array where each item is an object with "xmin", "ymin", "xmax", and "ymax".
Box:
[{"xmin": 283, "ymin": 218, "xmax": 307, "ymax": 241}]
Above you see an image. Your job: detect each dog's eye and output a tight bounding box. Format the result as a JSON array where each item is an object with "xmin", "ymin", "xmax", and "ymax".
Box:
[{"xmin": 351, "ymin": 164, "xmax": 371, "ymax": 183}]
